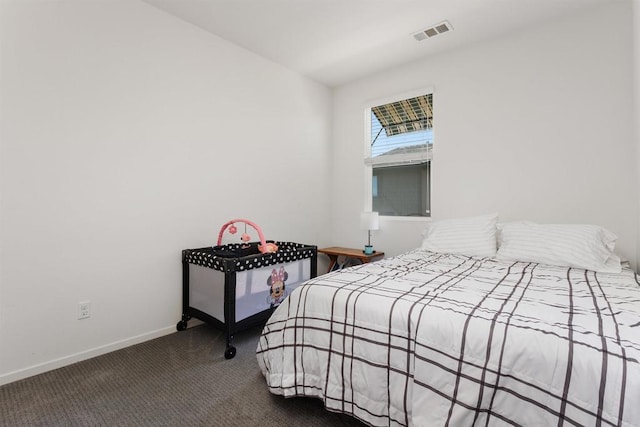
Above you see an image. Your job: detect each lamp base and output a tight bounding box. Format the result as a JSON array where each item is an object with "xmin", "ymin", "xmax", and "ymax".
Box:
[{"xmin": 363, "ymin": 245, "xmax": 374, "ymax": 255}]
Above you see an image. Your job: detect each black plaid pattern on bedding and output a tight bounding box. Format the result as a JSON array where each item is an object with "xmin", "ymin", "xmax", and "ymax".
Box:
[{"xmin": 256, "ymin": 250, "xmax": 640, "ymax": 427}]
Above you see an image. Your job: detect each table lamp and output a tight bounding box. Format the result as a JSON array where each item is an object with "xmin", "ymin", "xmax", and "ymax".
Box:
[{"xmin": 360, "ymin": 211, "xmax": 379, "ymax": 255}]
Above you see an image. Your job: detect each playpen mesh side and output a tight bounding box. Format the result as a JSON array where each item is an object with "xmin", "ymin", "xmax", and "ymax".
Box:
[{"xmin": 183, "ymin": 242, "xmax": 316, "ymax": 272}]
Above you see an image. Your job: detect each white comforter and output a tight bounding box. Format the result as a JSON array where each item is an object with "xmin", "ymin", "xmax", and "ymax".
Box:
[{"xmin": 257, "ymin": 250, "xmax": 640, "ymax": 426}]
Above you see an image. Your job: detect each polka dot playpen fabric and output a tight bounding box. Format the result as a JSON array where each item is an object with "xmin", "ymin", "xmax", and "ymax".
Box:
[
  {"xmin": 184, "ymin": 241, "xmax": 316, "ymax": 273},
  {"xmin": 180, "ymin": 242, "xmax": 317, "ymax": 358}
]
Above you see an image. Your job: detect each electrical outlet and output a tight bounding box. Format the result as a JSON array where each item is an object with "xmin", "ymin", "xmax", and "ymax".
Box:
[{"xmin": 78, "ymin": 301, "xmax": 91, "ymax": 319}]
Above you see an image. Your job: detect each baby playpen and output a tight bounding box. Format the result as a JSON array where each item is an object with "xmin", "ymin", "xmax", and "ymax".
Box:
[{"xmin": 177, "ymin": 219, "xmax": 317, "ymax": 358}]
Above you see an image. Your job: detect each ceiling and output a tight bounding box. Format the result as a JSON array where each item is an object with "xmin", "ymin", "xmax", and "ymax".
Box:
[{"xmin": 141, "ymin": 0, "xmax": 612, "ymax": 87}]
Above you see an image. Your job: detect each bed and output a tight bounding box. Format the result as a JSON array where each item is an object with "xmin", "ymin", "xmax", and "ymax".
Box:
[{"xmin": 256, "ymin": 216, "xmax": 640, "ymax": 426}]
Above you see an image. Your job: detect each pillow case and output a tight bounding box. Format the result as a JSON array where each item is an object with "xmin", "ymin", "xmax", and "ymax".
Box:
[
  {"xmin": 496, "ymin": 222, "xmax": 621, "ymax": 273},
  {"xmin": 421, "ymin": 213, "xmax": 498, "ymax": 257}
]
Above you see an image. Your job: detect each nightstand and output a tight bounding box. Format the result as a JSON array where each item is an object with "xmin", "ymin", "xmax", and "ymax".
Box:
[{"xmin": 318, "ymin": 246, "xmax": 385, "ymax": 273}]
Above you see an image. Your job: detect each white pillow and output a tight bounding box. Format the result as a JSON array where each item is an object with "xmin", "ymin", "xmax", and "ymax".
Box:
[
  {"xmin": 421, "ymin": 213, "xmax": 498, "ymax": 257},
  {"xmin": 496, "ymin": 222, "xmax": 621, "ymax": 273}
]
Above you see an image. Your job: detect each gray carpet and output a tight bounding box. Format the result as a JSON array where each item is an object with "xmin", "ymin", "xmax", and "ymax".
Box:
[{"xmin": 0, "ymin": 325, "xmax": 366, "ymax": 426}]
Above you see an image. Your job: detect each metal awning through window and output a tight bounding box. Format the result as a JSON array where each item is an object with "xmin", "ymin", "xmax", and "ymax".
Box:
[{"xmin": 371, "ymin": 94, "xmax": 433, "ymax": 137}]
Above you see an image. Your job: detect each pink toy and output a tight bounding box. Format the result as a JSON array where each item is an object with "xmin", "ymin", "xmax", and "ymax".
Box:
[{"xmin": 217, "ymin": 219, "xmax": 278, "ymax": 254}]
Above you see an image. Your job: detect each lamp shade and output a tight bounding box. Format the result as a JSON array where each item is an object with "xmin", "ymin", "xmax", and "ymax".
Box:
[{"xmin": 360, "ymin": 211, "xmax": 379, "ymax": 231}]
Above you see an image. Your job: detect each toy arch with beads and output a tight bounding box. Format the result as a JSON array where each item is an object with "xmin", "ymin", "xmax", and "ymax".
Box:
[{"xmin": 217, "ymin": 219, "xmax": 278, "ymax": 254}]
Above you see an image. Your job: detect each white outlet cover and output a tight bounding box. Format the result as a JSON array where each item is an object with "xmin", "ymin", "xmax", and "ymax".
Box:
[{"xmin": 78, "ymin": 301, "xmax": 91, "ymax": 319}]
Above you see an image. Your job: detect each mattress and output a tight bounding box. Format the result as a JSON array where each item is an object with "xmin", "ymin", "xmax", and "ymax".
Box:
[{"xmin": 256, "ymin": 249, "xmax": 640, "ymax": 426}]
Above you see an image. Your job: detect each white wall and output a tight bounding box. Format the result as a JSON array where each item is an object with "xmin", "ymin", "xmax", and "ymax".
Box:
[
  {"xmin": 0, "ymin": 0, "xmax": 332, "ymax": 384},
  {"xmin": 332, "ymin": 2, "xmax": 637, "ymax": 266},
  {"xmin": 634, "ymin": 1, "xmax": 640, "ymax": 269}
]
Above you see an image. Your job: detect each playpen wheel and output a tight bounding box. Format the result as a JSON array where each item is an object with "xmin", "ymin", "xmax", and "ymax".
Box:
[
  {"xmin": 176, "ymin": 320, "xmax": 188, "ymax": 331},
  {"xmin": 224, "ymin": 346, "xmax": 236, "ymax": 359}
]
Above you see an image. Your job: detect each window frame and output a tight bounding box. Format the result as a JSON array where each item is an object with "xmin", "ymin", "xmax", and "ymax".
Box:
[{"xmin": 363, "ymin": 87, "xmax": 434, "ymax": 221}]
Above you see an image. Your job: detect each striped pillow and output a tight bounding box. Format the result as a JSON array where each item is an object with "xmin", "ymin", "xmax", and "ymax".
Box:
[
  {"xmin": 421, "ymin": 213, "xmax": 498, "ymax": 257},
  {"xmin": 496, "ymin": 222, "xmax": 621, "ymax": 273}
]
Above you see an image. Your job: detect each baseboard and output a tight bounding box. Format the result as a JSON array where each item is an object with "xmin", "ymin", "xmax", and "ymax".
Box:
[{"xmin": 0, "ymin": 325, "xmax": 176, "ymax": 386}]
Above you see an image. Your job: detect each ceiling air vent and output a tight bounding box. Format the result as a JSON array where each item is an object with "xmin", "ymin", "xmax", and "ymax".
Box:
[{"xmin": 412, "ymin": 21, "xmax": 453, "ymax": 41}]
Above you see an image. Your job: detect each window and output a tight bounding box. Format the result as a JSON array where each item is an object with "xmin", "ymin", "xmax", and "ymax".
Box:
[{"xmin": 365, "ymin": 93, "xmax": 433, "ymax": 217}]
